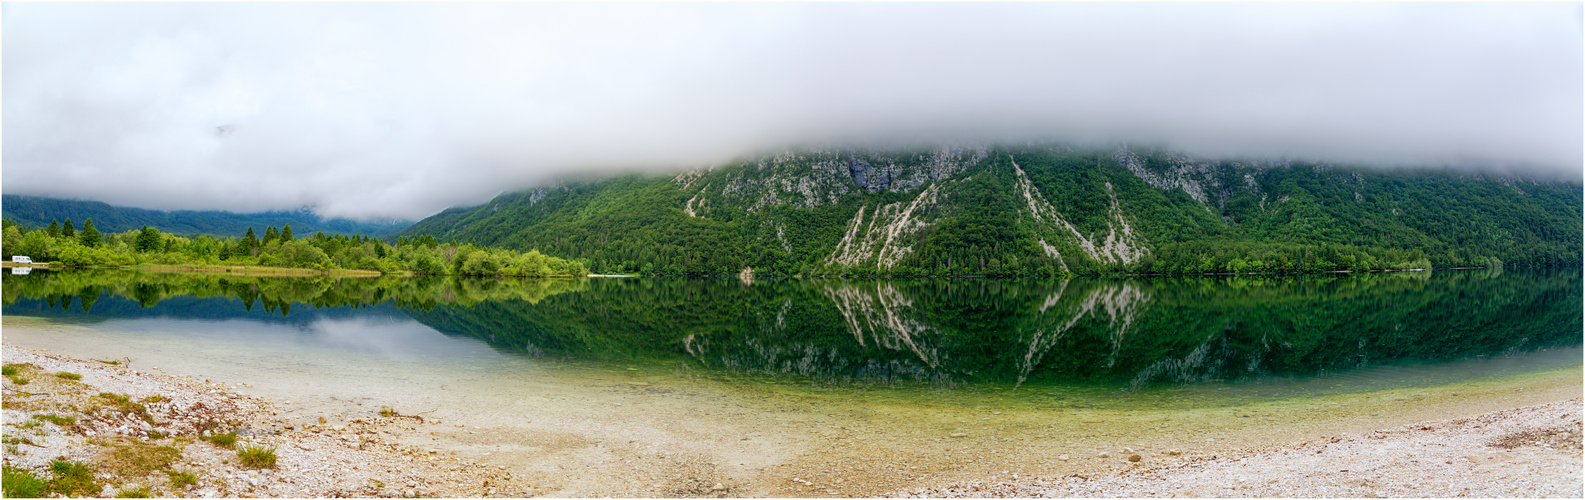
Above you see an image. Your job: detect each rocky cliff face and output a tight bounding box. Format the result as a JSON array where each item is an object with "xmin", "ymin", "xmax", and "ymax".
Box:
[
  {"xmin": 672, "ymin": 146, "xmax": 991, "ymax": 214},
  {"xmin": 823, "ymin": 181, "xmax": 950, "ymax": 269},
  {"xmin": 1114, "ymin": 146, "xmax": 1222, "ymax": 208},
  {"xmin": 841, "ymin": 146, "xmax": 989, "ymax": 193},
  {"xmin": 1011, "ymin": 156, "xmax": 1147, "ymax": 269},
  {"xmin": 1111, "ymin": 145, "xmax": 1288, "ymax": 217}
]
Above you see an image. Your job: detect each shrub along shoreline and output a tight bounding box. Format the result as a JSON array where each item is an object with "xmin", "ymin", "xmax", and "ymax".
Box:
[{"xmin": 1, "ymin": 219, "xmax": 587, "ymax": 278}]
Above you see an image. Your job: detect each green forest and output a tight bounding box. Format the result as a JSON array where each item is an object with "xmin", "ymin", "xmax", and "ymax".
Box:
[
  {"xmin": 399, "ymin": 145, "xmax": 1581, "ymax": 276},
  {"xmin": 0, "ymin": 218, "xmax": 587, "ymax": 278}
]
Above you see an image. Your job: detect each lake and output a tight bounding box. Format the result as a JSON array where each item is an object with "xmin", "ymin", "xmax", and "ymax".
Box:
[{"xmin": 3, "ymin": 267, "xmax": 1580, "ymax": 496}]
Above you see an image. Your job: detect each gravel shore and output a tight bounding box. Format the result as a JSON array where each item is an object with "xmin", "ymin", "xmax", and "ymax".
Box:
[
  {"xmin": 3, "ymin": 345, "xmax": 516, "ymax": 497},
  {"xmin": 903, "ymin": 398, "xmax": 1583, "ymax": 497},
  {"xmin": 5, "ymin": 341, "xmax": 1580, "ymax": 498}
]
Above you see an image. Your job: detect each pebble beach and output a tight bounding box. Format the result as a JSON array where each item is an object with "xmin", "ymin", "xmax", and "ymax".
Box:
[
  {"xmin": 910, "ymin": 398, "xmax": 1583, "ymax": 498},
  {"xmin": 3, "ymin": 340, "xmax": 1580, "ymax": 498},
  {"xmin": 3, "ymin": 345, "xmax": 519, "ymax": 497}
]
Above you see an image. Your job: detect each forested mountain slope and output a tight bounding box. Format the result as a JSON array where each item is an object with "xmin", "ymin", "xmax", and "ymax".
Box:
[
  {"xmin": 400, "ymin": 145, "xmax": 1581, "ymax": 276},
  {"xmin": 2, "ymin": 195, "xmax": 413, "ymax": 238}
]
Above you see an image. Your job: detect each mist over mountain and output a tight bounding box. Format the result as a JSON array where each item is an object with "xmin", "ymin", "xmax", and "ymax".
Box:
[{"xmin": 4, "ymin": 3, "xmax": 1579, "ymax": 220}]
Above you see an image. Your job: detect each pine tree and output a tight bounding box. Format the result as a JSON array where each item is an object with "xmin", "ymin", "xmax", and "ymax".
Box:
[
  {"xmin": 62, "ymin": 218, "xmax": 75, "ymax": 238},
  {"xmin": 79, "ymin": 219, "xmax": 101, "ymax": 248},
  {"xmin": 46, "ymin": 220, "xmax": 59, "ymax": 238},
  {"xmin": 242, "ymin": 227, "xmax": 258, "ymax": 255},
  {"xmin": 263, "ymin": 226, "xmax": 279, "ymax": 245},
  {"xmin": 280, "ymin": 224, "xmax": 293, "ymax": 242},
  {"xmin": 135, "ymin": 226, "xmax": 162, "ymax": 253}
]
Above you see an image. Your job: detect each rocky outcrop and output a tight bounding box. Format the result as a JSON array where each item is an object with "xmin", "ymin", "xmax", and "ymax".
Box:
[
  {"xmin": 1011, "ymin": 157, "xmax": 1148, "ymax": 266},
  {"xmin": 823, "ymin": 182, "xmax": 947, "ymax": 269},
  {"xmin": 1111, "ymin": 145, "xmax": 1283, "ymax": 215},
  {"xmin": 683, "ymin": 187, "xmax": 708, "ymax": 218},
  {"xmin": 717, "ymin": 146, "xmax": 988, "ymax": 213},
  {"xmin": 1113, "ymin": 146, "xmax": 1217, "ymax": 208},
  {"xmin": 672, "ymin": 168, "xmax": 708, "ymax": 191},
  {"xmin": 847, "ymin": 158, "xmax": 890, "ymax": 192}
]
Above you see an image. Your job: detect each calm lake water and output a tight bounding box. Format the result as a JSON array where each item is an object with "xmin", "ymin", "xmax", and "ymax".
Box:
[{"xmin": 3, "ymin": 267, "xmax": 1580, "ymax": 495}]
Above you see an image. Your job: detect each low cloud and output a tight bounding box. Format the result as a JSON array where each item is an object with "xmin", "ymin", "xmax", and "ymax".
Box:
[{"xmin": 4, "ymin": 3, "xmax": 1579, "ymax": 220}]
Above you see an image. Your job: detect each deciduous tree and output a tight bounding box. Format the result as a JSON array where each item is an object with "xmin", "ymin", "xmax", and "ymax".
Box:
[{"xmin": 135, "ymin": 226, "xmax": 162, "ymax": 253}]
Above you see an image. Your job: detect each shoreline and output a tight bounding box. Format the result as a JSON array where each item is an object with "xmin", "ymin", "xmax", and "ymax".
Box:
[
  {"xmin": 2, "ymin": 344, "xmax": 516, "ymax": 498},
  {"xmin": 908, "ymin": 399, "xmax": 1582, "ymax": 497},
  {"xmin": 3, "ymin": 340, "xmax": 1580, "ymax": 497}
]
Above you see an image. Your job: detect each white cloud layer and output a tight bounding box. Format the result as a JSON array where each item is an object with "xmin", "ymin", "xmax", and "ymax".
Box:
[{"xmin": 4, "ymin": 3, "xmax": 1580, "ymax": 220}]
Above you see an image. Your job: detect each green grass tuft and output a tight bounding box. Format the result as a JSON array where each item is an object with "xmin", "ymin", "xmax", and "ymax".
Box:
[
  {"xmin": 5, "ymin": 436, "xmax": 38, "ymax": 446},
  {"xmin": 4, "ymin": 363, "xmax": 36, "ymax": 386},
  {"xmin": 100, "ymin": 438, "xmax": 181, "ymax": 478},
  {"xmin": 3, "ymin": 465, "xmax": 47, "ymax": 498},
  {"xmin": 204, "ymin": 431, "xmax": 238, "ymax": 448},
  {"xmin": 97, "ymin": 359, "xmax": 122, "ymax": 366},
  {"xmin": 236, "ymin": 443, "xmax": 278, "ymax": 469},
  {"xmin": 379, "ymin": 406, "xmax": 397, "ymax": 417},
  {"xmin": 46, "ymin": 459, "xmax": 101, "ymax": 497},
  {"xmin": 33, "ymin": 413, "xmax": 76, "ymax": 427},
  {"xmin": 114, "ymin": 485, "xmax": 153, "ymax": 498},
  {"xmin": 165, "ymin": 470, "xmax": 198, "ymax": 489},
  {"xmin": 93, "ymin": 392, "xmax": 153, "ymax": 423},
  {"xmin": 55, "ymin": 371, "xmax": 82, "ymax": 381}
]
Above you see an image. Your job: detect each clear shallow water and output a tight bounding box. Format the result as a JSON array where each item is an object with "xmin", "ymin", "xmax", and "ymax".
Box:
[{"xmin": 2, "ymin": 268, "xmax": 1580, "ymax": 495}]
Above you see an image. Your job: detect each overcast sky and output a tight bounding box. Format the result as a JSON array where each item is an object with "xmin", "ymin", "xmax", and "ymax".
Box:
[{"xmin": 4, "ymin": 3, "xmax": 1580, "ymax": 221}]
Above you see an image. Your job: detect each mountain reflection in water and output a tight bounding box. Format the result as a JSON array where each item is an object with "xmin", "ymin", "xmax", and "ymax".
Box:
[{"xmin": 5, "ymin": 268, "xmax": 1579, "ymax": 389}]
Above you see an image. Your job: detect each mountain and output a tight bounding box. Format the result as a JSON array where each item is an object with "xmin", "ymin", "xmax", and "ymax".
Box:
[
  {"xmin": 400, "ymin": 144, "xmax": 1582, "ymax": 276},
  {"xmin": 2, "ymin": 194, "xmax": 413, "ymax": 238}
]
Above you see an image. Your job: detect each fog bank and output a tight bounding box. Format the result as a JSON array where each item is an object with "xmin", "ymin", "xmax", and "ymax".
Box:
[{"xmin": 4, "ymin": 3, "xmax": 1579, "ymax": 219}]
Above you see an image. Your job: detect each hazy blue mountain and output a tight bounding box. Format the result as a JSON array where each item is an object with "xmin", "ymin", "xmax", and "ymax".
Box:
[{"xmin": 3, "ymin": 194, "xmax": 413, "ymax": 238}]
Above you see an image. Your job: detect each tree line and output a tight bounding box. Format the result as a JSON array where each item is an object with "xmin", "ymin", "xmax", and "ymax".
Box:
[{"xmin": 0, "ymin": 218, "xmax": 587, "ymax": 278}]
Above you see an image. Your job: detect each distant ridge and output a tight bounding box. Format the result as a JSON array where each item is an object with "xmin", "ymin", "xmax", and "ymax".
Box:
[{"xmin": 1, "ymin": 194, "xmax": 413, "ymax": 238}]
